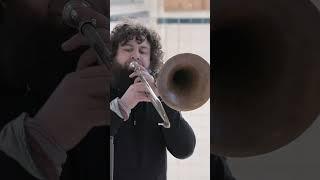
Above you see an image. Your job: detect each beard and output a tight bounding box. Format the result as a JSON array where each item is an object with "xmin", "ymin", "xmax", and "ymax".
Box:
[{"xmin": 110, "ymin": 61, "xmax": 135, "ymax": 96}]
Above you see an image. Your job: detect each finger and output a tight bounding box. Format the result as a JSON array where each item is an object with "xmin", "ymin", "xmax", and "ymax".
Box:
[
  {"xmin": 129, "ymin": 72, "xmax": 137, "ymax": 78},
  {"xmin": 131, "ymin": 68, "xmax": 154, "ymax": 83},
  {"xmin": 137, "ymin": 98, "xmax": 151, "ymax": 103},
  {"xmin": 140, "ymin": 71, "xmax": 152, "ymax": 77},
  {"xmin": 62, "ymin": 33, "xmax": 88, "ymax": 51},
  {"xmin": 77, "ymin": 48, "xmax": 98, "ymax": 71},
  {"xmin": 77, "ymin": 65, "xmax": 111, "ymax": 78},
  {"xmin": 143, "ymin": 76, "xmax": 155, "ymax": 84},
  {"xmin": 134, "ymin": 83, "xmax": 159, "ymax": 99},
  {"xmin": 131, "ymin": 82, "xmax": 147, "ymax": 91},
  {"xmin": 61, "ymin": 28, "xmax": 108, "ymax": 52},
  {"xmin": 133, "ymin": 77, "xmax": 155, "ymax": 93},
  {"xmin": 81, "ymin": 76, "xmax": 110, "ymax": 98},
  {"xmin": 135, "ymin": 63, "xmax": 147, "ymax": 71},
  {"xmin": 135, "ymin": 92, "xmax": 151, "ymax": 102},
  {"xmin": 134, "ymin": 77, "xmax": 142, "ymax": 84},
  {"xmin": 140, "ymin": 71, "xmax": 154, "ymax": 79}
]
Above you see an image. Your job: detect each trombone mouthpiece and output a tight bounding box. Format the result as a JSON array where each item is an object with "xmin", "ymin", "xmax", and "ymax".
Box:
[
  {"xmin": 129, "ymin": 62, "xmax": 135, "ymax": 70},
  {"xmin": 128, "ymin": 61, "xmax": 139, "ymax": 71}
]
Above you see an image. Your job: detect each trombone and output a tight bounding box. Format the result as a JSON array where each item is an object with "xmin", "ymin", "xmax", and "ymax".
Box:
[
  {"xmin": 129, "ymin": 53, "xmax": 210, "ymax": 128},
  {"xmin": 129, "ymin": 61, "xmax": 171, "ymax": 128}
]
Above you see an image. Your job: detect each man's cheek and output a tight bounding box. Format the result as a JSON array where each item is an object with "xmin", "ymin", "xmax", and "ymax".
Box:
[
  {"xmin": 143, "ymin": 58, "xmax": 151, "ymax": 69},
  {"xmin": 115, "ymin": 57, "xmax": 126, "ymax": 68}
]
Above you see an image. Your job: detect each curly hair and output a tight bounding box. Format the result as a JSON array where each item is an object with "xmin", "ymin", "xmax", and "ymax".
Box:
[{"xmin": 110, "ymin": 21, "xmax": 164, "ymax": 75}]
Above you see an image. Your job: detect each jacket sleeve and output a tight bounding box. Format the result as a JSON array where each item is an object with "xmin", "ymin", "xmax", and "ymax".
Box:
[
  {"xmin": 0, "ymin": 113, "xmax": 42, "ymax": 180},
  {"xmin": 0, "ymin": 113, "xmax": 59, "ymax": 180},
  {"xmin": 0, "ymin": 150, "xmax": 40, "ymax": 180},
  {"xmin": 211, "ymin": 154, "xmax": 237, "ymax": 180},
  {"xmin": 0, "ymin": 113, "xmax": 46, "ymax": 179},
  {"xmin": 160, "ymin": 104, "xmax": 196, "ymax": 159},
  {"xmin": 110, "ymin": 110, "xmax": 124, "ymax": 136}
]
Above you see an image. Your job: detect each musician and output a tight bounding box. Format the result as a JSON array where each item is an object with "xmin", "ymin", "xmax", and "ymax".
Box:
[
  {"xmin": 0, "ymin": 0, "xmax": 109, "ymax": 179},
  {"xmin": 109, "ymin": 21, "xmax": 196, "ymax": 180}
]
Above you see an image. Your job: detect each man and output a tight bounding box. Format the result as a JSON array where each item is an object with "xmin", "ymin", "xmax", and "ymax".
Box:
[
  {"xmin": 0, "ymin": 0, "xmax": 109, "ymax": 179},
  {"xmin": 109, "ymin": 22, "xmax": 196, "ymax": 180}
]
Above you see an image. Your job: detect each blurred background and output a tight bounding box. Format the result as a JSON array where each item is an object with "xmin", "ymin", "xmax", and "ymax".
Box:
[
  {"xmin": 215, "ymin": 0, "xmax": 320, "ymax": 179},
  {"xmin": 228, "ymin": 114, "xmax": 320, "ymax": 180},
  {"xmin": 110, "ymin": 0, "xmax": 210, "ymax": 179}
]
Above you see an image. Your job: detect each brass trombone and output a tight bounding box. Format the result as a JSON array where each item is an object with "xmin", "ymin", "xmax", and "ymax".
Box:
[{"xmin": 129, "ymin": 53, "xmax": 210, "ymax": 128}]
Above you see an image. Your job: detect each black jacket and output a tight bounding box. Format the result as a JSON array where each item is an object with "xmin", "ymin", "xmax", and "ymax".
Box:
[
  {"xmin": 211, "ymin": 154, "xmax": 236, "ymax": 180},
  {"xmin": 110, "ymin": 88, "xmax": 196, "ymax": 180}
]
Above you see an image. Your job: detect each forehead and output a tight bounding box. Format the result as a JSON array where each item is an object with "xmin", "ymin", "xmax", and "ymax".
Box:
[{"xmin": 121, "ymin": 38, "xmax": 151, "ymax": 48}]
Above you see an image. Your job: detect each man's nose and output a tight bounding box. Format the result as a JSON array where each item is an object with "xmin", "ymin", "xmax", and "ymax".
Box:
[{"xmin": 130, "ymin": 50, "xmax": 141, "ymax": 61}]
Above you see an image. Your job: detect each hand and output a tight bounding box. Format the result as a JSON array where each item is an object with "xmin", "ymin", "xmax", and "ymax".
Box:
[
  {"xmin": 33, "ymin": 11, "xmax": 110, "ymax": 151},
  {"xmin": 129, "ymin": 63, "xmax": 159, "ymax": 97},
  {"xmin": 61, "ymin": 29, "xmax": 109, "ymax": 70},
  {"xmin": 120, "ymin": 82, "xmax": 151, "ymax": 111}
]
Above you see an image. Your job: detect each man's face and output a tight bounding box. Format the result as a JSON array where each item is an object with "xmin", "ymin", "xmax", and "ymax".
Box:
[{"xmin": 115, "ymin": 37, "xmax": 151, "ymax": 70}]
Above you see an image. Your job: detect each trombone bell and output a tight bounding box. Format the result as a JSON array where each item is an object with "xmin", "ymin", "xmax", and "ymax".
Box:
[{"xmin": 157, "ymin": 53, "xmax": 210, "ymax": 111}]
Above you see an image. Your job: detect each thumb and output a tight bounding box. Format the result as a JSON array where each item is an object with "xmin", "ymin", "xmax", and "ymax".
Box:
[{"xmin": 61, "ymin": 33, "xmax": 87, "ymax": 52}]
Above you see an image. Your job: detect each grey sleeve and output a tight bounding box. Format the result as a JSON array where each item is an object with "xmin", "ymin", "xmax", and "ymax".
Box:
[
  {"xmin": 110, "ymin": 98, "xmax": 125, "ymax": 119},
  {"xmin": 110, "ymin": 98, "xmax": 126, "ymax": 136},
  {"xmin": 0, "ymin": 113, "xmax": 45, "ymax": 180}
]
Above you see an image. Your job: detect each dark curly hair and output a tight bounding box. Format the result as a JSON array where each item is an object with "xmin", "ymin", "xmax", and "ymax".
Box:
[{"xmin": 110, "ymin": 21, "xmax": 164, "ymax": 75}]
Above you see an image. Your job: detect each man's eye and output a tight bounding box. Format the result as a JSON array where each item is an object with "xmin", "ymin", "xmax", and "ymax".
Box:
[
  {"xmin": 123, "ymin": 48, "xmax": 133, "ymax": 52},
  {"xmin": 140, "ymin": 50, "xmax": 148, "ymax": 54}
]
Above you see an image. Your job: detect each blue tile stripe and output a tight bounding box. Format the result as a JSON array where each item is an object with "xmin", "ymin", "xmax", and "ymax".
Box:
[
  {"xmin": 111, "ymin": 13, "xmax": 210, "ymax": 24},
  {"xmin": 157, "ymin": 18, "xmax": 210, "ymax": 24}
]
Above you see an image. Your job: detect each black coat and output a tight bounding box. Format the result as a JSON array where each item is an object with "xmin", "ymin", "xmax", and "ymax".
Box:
[
  {"xmin": 211, "ymin": 154, "xmax": 236, "ymax": 180},
  {"xmin": 110, "ymin": 88, "xmax": 196, "ymax": 180}
]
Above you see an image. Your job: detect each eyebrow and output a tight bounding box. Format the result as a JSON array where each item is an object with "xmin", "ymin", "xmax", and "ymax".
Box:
[
  {"xmin": 121, "ymin": 43, "xmax": 150, "ymax": 50},
  {"xmin": 121, "ymin": 43, "xmax": 133, "ymax": 47}
]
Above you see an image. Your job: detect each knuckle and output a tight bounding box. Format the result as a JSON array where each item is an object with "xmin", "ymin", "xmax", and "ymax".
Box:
[
  {"xmin": 63, "ymin": 72, "xmax": 77, "ymax": 82},
  {"xmin": 60, "ymin": 73, "xmax": 79, "ymax": 90}
]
